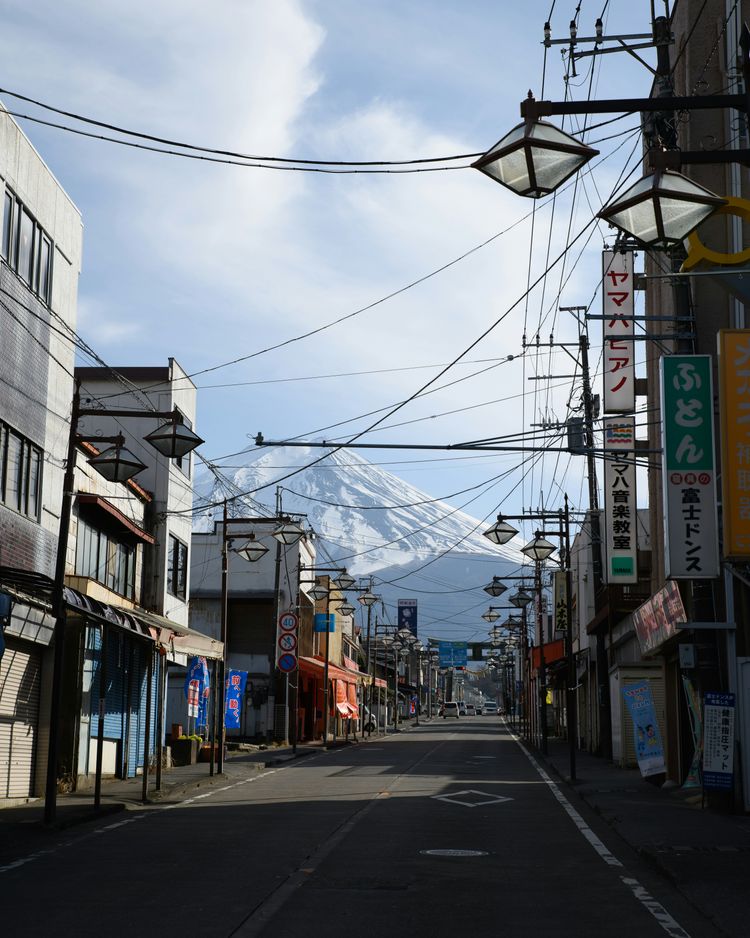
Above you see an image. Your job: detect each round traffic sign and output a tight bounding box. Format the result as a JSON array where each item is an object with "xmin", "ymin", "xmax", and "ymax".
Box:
[
  {"xmin": 278, "ymin": 632, "xmax": 297, "ymax": 652},
  {"xmin": 279, "ymin": 612, "xmax": 299, "ymax": 632},
  {"xmin": 278, "ymin": 652, "xmax": 297, "ymax": 673}
]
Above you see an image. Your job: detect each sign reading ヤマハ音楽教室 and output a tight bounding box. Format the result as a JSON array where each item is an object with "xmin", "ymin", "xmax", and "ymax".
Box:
[{"xmin": 603, "ymin": 416, "xmax": 638, "ymax": 584}]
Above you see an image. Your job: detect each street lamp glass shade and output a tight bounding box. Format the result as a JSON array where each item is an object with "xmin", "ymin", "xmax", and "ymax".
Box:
[
  {"xmin": 509, "ymin": 587, "xmax": 533, "ymax": 608},
  {"xmin": 358, "ymin": 590, "xmax": 378, "ymax": 607},
  {"xmin": 483, "ymin": 577, "xmax": 508, "ymax": 597},
  {"xmin": 144, "ymin": 419, "xmax": 204, "ymax": 459},
  {"xmin": 483, "ymin": 517, "xmax": 519, "ymax": 545},
  {"xmin": 521, "ymin": 534, "xmax": 556, "ymax": 561},
  {"xmin": 235, "ymin": 534, "xmax": 269, "ymax": 563},
  {"xmin": 337, "ymin": 601, "xmax": 356, "ymax": 617},
  {"xmin": 272, "ymin": 520, "xmax": 304, "ymax": 545},
  {"xmin": 333, "ymin": 571, "xmax": 356, "ymax": 591},
  {"xmin": 88, "ymin": 444, "xmax": 147, "ymax": 483},
  {"xmin": 308, "ymin": 580, "xmax": 329, "ymax": 601},
  {"xmin": 473, "ymin": 120, "xmax": 599, "ymax": 198},
  {"xmin": 482, "ymin": 609, "xmax": 501, "ymax": 622},
  {"xmin": 597, "ymin": 170, "xmax": 725, "ymax": 248}
]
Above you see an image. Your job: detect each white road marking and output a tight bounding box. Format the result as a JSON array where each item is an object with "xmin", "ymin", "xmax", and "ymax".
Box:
[
  {"xmin": 509, "ymin": 723, "xmax": 692, "ymax": 938},
  {"xmin": 432, "ymin": 789, "xmax": 513, "ymax": 808}
]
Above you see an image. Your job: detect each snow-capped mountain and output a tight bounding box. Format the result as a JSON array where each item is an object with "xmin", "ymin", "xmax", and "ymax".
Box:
[{"xmin": 193, "ymin": 446, "xmax": 528, "ymax": 639}]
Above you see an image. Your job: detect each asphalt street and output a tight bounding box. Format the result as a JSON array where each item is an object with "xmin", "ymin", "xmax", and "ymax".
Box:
[{"xmin": 0, "ymin": 719, "xmax": 725, "ymax": 937}]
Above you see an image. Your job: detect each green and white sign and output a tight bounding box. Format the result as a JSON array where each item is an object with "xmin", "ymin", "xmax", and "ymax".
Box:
[
  {"xmin": 603, "ymin": 416, "xmax": 638, "ymax": 584},
  {"xmin": 660, "ymin": 355, "xmax": 719, "ymax": 578}
]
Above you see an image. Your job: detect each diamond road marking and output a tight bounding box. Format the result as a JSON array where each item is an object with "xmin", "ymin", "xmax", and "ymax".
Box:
[{"xmin": 432, "ymin": 789, "xmax": 514, "ymax": 808}]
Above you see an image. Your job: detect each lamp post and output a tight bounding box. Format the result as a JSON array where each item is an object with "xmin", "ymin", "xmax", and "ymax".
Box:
[
  {"xmin": 358, "ymin": 583, "xmax": 379, "ymax": 736},
  {"xmin": 44, "ymin": 383, "xmax": 204, "ymax": 824}
]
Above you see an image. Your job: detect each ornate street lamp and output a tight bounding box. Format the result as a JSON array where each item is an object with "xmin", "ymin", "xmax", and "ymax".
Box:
[
  {"xmin": 235, "ymin": 533, "xmax": 269, "ymax": 563},
  {"xmin": 472, "ymin": 118, "xmax": 599, "ymax": 198},
  {"xmin": 143, "ymin": 415, "xmax": 205, "ymax": 459},
  {"xmin": 483, "ymin": 517, "xmax": 519, "ymax": 545},
  {"xmin": 483, "ymin": 577, "xmax": 508, "ymax": 597},
  {"xmin": 358, "ymin": 590, "xmax": 378, "ymax": 607},
  {"xmin": 521, "ymin": 534, "xmax": 557, "ymax": 562},
  {"xmin": 482, "ymin": 608, "xmax": 501, "ymax": 623},
  {"xmin": 308, "ymin": 579, "xmax": 329, "ymax": 601},
  {"xmin": 333, "ymin": 570, "xmax": 356, "ymax": 591},
  {"xmin": 336, "ymin": 601, "xmax": 356, "ymax": 617},
  {"xmin": 597, "ymin": 169, "xmax": 725, "ymax": 248},
  {"xmin": 272, "ymin": 520, "xmax": 305, "ymax": 545},
  {"xmin": 87, "ymin": 437, "xmax": 147, "ymax": 483},
  {"xmin": 509, "ymin": 586, "xmax": 533, "ymax": 609}
]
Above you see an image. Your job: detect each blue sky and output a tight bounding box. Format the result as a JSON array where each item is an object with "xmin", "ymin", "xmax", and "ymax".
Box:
[{"xmin": 0, "ymin": 1, "xmax": 653, "ymax": 535}]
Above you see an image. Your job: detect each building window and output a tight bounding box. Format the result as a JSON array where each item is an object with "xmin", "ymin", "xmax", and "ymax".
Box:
[
  {"xmin": 0, "ymin": 419, "xmax": 43, "ymax": 521},
  {"xmin": 74, "ymin": 516, "xmax": 137, "ymax": 600},
  {"xmin": 167, "ymin": 534, "xmax": 188, "ymax": 599},
  {"xmin": 1, "ymin": 188, "xmax": 53, "ymax": 304}
]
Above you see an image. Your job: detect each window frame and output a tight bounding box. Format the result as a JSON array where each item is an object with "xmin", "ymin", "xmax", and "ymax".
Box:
[
  {"xmin": 1, "ymin": 187, "xmax": 54, "ymax": 305},
  {"xmin": 167, "ymin": 534, "xmax": 188, "ymax": 600}
]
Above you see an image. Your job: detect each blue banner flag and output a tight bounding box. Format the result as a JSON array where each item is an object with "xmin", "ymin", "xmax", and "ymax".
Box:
[
  {"xmin": 225, "ymin": 669, "xmax": 248, "ymax": 729},
  {"xmin": 185, "ymin": 656, "xmax": 210, "ymax": 722},
  {"xmin": 622, "ymin": 680, "xmax": 666, "ymax": 777}
]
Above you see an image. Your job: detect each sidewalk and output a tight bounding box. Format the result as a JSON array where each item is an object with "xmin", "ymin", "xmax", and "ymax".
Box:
[
  {"xmin": 540, "ymin": 734, "xmax": 750, "ymax": 937},
  {"xmin": 0, "ymin": 741, "xmax": 318, "ymax": 857}
]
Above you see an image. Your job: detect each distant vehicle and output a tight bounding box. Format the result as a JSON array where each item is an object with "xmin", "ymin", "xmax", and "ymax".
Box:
[
  {"xmin": 484, "ymin": 701, "xmax": 498, "ymax": 715},
  {"xmin": 475, "ymin": 704, "xmax": 483, "ymax": 715},
  {"xmin": 465, "ymin": 704, "xmax": 476, "ymax": 716},
  {"xmin": 458, "ymin": 702, "xmax": 467, "ymax": 715},
  {"xmin": 442, "ymin": 701, "xmax": 460, "ymax": 718}
]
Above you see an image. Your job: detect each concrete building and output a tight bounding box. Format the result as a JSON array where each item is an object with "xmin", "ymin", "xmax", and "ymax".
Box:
[{"xmin": 0, "ymin": 106, "xmax": 83, "ymax": 804}]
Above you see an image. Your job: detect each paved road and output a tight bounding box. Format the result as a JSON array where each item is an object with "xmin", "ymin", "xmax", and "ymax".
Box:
[{"xmin": 0, "ymin": 719, "xmax": 723, "ymax": 937}]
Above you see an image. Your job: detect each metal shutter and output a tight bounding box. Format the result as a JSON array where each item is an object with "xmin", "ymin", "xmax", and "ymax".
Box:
[
  {"xmin": 620, "ymin": 670, "xmax": 667, "ymax": 768},
  {"xmin": 0, "ymin": 640, "xmax": 41, "ymax": 799}
]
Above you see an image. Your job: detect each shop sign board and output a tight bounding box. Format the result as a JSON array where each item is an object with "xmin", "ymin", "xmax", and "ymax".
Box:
[
  {"xmin": 703, "ymin": 692, "xmax": 736, "ymax": 791},
  {"xmin": 313, "ymin": 613, "xmax": 335, "ymax": 633},
  {"xmin": 718, "ymin": 330, "xmax": 750, "ymax": 558},
  {"xmin": 660, "ymin": 355, "xmax": 719, "ymax": 578},
  {"xmin": 632, "ymin": 580, "xmax": 687, "ymax": 656},
  {"xmin": 602, "ymin": 249, "xmax": 635, "ymax": 413},
  {"xmin": 553, "ymin": 570, "xmax": 567, "ymax": 631},
  {"xmin": 603, "ymin": 416, "xmax": 638, "ymax": 584}
]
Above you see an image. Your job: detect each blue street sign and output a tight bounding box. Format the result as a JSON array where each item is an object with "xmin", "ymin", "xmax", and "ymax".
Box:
[
  {"xmin": 438, "ymin": 641, "xmax": 468, "ymax": 668},
  {"xmin": 314, "ymin": 613, "xmax": 336, "ymax": 633}
]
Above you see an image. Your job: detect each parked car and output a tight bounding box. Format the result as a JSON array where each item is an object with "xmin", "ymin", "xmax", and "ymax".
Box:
[
  {"xmin": 458, "ymin": 702, "xmax": 467, "ymax": 715},
  {"xmin": 465, "ymin": 704, "xmax": 476, "ymax": 716},
  {"xmin": 442, "ymin": 701, "xmax": 460, "ymax": 718},
  {"xmin": 484, "ymin": 701, "xmax": 498, "ymax": 715},
  {"xmin": 475, "ymin": 704, "xmax": 483, "ymax": 715}
]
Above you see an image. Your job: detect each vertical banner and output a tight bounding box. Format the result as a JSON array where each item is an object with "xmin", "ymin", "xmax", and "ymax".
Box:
[
  {"xmin": 602, "ymin": 249, "xmax": 635, "ymax": 413},
  {"xmin": 553, "ymin": 571, "xmax": 568, "ymax": 631},
  {"xmin": 718, "ymin": 330, "xmax": 750, "ymax": 557},
  {"xmin": 681, "ymin": 675, "xmax": 703, "ymax": 790},
  {"xmin": 703, "ymin": 692, "xmax": 736, "ymax": 791},
  {"xmin": 397, "ymin": 599, "xmax": 418, "ymax": 636},
  {"xmin": 622, "ymin": 680, "xmax": 666, "ymax": 777},
  {"xmin": 660, "ymin": 356, "xmax": 720, "ymax": 578},
  {"xmin": 225, "ymin": 669, "xmax": 248, "ymax": 729},
  {"xmin": 603, "ymin": 416, "xmax": 638, "ymax": 584}
]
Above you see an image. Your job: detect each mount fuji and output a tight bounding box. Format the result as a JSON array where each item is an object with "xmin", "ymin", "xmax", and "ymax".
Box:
[{"xmin": 193, "ymin": 446, "xmax": 528, "ymax": 640}]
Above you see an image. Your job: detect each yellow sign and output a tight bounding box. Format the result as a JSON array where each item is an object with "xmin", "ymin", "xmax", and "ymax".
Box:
[
  {"xmin": 718, "ymin": 330, "xmax": 750, "ymax": 558},
  {"xmin": 683, "ymin": 197, "xmax": 750, "ymax": 272}
]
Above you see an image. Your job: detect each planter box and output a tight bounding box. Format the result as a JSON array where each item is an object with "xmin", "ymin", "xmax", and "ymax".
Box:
[
  {"xmin": 198, "ymin": 744, "xmax": 219, "ymax": 763},
  {"xmin": 171, "ymin": 739, "xmax": 199, "ymax": 766}
]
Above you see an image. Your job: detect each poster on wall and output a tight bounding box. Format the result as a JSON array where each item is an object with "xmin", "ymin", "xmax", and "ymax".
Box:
[
  {"xmin": 703, "ymin": 692, "xmax": 735, "ymax": 791},
  {"xmin": 660, "ymin": 355, "xmax": 720, "ymax": 578},
  {"xmin": 622, "ymin": 681, "xmax": 666, "ymax": 777},
  {"xmin": 603, "ymin": 416, "xmax": 638, "ymax": 584}
]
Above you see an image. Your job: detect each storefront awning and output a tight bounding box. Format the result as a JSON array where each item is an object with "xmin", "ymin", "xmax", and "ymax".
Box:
[
  {"xmin": 299, "ymin": 655, "xmax": 367, "ymax": 685},
  {"xmin": 531, "ymin": 638, "xmax": 566, "ymax": 670},
  {"xmin": 122, "ymin": 607, "xmax": 224, "ymax": 660}
]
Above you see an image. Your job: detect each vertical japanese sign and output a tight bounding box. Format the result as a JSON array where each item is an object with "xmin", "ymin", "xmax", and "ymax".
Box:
[
  {"xmin": 603, "ymin": 416, "xmax": 638, "ymax": 583},
  {"xmin": 553, "ymin": 571, "xmax": 568, "ymax": 631},
  {"xmin": 703, "ymin": 692, "xmax": 735, "ymax": 791},
  {"xmin": 397, "ymin": 599, "xmax": 418, "ymax": 636},
  {"xmin": 718, "ymin": 330, "xmax": 750, "ymax": 557},
  {"xmin": 622, "ymin": 680, "xmax": 666, "ymax": 777},
  {"xmin": 660, "ymin": 356, "xmax": 719, "ymax": 578},
  {"xmin": 602, "ymin": 250, "xmax": 635, "ymax": 413}
]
